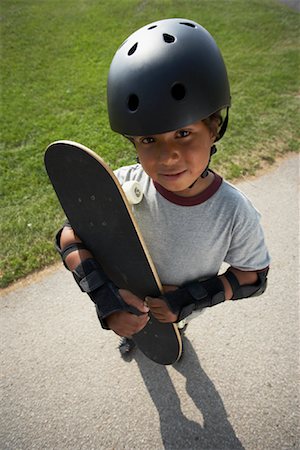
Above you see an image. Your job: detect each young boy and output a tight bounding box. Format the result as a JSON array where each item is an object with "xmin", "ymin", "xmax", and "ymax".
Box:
[{"xmin": 57, "ymin": 18, "xmax": 270, "ymax": 355}]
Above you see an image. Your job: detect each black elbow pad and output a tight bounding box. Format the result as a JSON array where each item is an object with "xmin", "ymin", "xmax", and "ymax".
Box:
[{"xmin": 224, "ymin": 267, "xmax": 269, "ymax": 300}]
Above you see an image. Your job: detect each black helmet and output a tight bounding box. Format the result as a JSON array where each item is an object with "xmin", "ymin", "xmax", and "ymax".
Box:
[{"xmin": 107, "ymin": 18, "xmax": 231, "ymax": 138}]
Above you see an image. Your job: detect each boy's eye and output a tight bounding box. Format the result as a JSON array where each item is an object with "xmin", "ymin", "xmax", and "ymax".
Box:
[
  {"xmin": 141, "ymin": 137, "xmax": 155, "ymax": 144},
  {"xmin": 177, "ymin": 130, "xmax": 190, "ymax": 138}
]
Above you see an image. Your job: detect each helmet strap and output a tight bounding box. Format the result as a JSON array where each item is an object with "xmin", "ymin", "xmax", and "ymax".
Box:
[{"xmin": 188, "ymin": 145, "xmax": 217, "ymax": 188}]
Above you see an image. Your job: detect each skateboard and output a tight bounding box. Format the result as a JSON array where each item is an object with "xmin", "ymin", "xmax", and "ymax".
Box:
[{"xmin": 44, "ymin": 140, "xmax": 182, "ymax": 365}]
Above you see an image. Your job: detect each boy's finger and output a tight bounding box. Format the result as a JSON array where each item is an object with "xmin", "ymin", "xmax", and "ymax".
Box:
[
  {"xmin": 119, "ymin": 289, "xmax": 149, "ymax": 313},
  {"xmin": 145, "ymin": 297, "xmax": 167, "ymax": 308}
]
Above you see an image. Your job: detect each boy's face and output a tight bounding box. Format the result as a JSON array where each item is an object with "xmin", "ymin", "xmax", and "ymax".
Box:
[{"xmin": 128, "ymin": 119, "xmax": 215, "ymax": 196}]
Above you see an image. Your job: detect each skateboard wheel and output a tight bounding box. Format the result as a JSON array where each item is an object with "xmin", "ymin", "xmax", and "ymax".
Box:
[{"xmin": 122, "ymin": 181, "xmax": 143, "ymax": 205}]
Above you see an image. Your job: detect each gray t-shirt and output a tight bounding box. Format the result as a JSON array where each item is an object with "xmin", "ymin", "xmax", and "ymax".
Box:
[{"xmin": 115, "ymin": 164, "xmax": 270, "ymax": 286}]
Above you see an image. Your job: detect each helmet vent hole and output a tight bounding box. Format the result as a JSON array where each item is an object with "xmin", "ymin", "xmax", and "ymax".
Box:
[
  {"xmin": 163, "ymin": 33, "xmax": 175, "ymax": 43},
  {"xmin": 171, "ymin": 83, "xmax": 186, "ymax": 101},
  {"xmin": 128, "ymin": 94, "xmax": 139, "ymax": 112},
  {"xmin": 128, "ymin": 43, "xmax": 138, "ymax": 56},
  {"xmin": 148, "ymin": 25, "xmax": 157, "ymax": 30},
  {"xmin": 179, "ymin": 22, "xmax": 196, "ymax": 28}
]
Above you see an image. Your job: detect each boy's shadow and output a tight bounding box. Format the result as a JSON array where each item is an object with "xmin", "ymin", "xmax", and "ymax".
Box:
[{"xmin": 133, "ymin": 337, "xmax": 244, "ymax": 450}]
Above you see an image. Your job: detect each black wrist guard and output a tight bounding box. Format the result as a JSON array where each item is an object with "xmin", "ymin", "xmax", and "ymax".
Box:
[
  {"xmin": 163, "ymin": 277, "xmax": 225, "ymax": 322},
  {"xmin": 73, "ymin": 258, "xmax": 109, "ymax": 292},
  {"xmin": 73, "ymin": 258, "xmax": 143, "ymax": 330}
]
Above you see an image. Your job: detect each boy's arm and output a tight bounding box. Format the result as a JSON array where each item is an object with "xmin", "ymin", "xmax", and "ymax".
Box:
[
  {"xmin": 57, "ymin": 225, "xmax": 149, "ymax": 336},
  {"xmin": 147, "ymin": 266, "xmax": 269, "ymax": 323}
]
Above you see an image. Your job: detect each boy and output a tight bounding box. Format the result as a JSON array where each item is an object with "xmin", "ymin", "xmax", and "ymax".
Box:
[{"xmin": 57, "ymin": 19, "xmax": 270, "ymax": 355}]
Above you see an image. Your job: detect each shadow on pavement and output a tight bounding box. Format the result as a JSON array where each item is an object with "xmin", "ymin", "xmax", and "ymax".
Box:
[{"xmin": 134, "ymin": 337, "xmax": 244, "ymax": 450}]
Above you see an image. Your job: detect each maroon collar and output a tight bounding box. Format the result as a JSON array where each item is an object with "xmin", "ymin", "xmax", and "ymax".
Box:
[{"xmin": 153, "ymin": 172, "xmax": 223, "ymax": 206}]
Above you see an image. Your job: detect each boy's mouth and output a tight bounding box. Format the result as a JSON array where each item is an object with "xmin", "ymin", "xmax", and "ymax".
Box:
[{"xmin": 159, "ymin": 169, "xmax": 187, "ymax": 179}]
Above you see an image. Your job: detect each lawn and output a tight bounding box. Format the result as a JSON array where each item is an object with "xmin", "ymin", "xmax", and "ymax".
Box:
[{"xmin": 1, "ymin": 0, "xmax": 299, "ymax": 287}]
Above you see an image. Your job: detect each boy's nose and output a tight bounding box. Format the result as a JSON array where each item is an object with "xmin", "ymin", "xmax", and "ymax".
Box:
[{"xmin": 159, "ymin": 143, "xmax": 180, "ymax": 164}]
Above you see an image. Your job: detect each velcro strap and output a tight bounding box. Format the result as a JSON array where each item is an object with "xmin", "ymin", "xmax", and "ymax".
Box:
[
  {"xmin": 79, "ymin": 269, "xmax": 107, "ymax": 292},
  {"xmin": 224, "ymin": 270, "xmax": 240, "ymax": 295},
  {"xmin": 61, "ymin": 242, "xmax": 89, "ymax": 261},
  {"xmin": 73, "ymin": 259, "xmax": 108, "ymax": 293},
  {"xmin": 55, "ymin": 227, "xmax": 89, "ymax": 269}
]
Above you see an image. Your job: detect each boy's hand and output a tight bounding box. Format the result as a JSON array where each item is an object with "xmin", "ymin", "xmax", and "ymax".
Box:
[
  {"xmin": 106, "ymin": 289, "xmax": 149, "ymax": 337},
  {"xmin": 146, "ymin": 285, "xmax": 179, "ymax": 323}
]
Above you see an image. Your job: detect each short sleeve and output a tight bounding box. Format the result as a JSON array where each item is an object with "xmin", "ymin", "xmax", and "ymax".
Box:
[{"xmin": 224, "ymin": 197, "xmax": 270, "ymax": 271}]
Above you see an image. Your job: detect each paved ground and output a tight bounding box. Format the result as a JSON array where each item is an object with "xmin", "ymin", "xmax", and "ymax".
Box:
[
  {"xmin": 1, "ymin": 154, "xmax": 299, "ymax": 450},
  {"xmin": 279, "ymin": 0, "xmax": 300, "ymax": 12}
]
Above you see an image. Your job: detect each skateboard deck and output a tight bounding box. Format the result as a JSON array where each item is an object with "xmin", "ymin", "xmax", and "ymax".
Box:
[{"xmin": 44, "ymin": 140, "xmax": 182, "ymax": 365}]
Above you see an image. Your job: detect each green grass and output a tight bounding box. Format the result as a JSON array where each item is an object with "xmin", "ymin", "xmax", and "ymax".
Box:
[{"xmin": 1, "ymin": 0, "xmax": 299, "ymax": 287}]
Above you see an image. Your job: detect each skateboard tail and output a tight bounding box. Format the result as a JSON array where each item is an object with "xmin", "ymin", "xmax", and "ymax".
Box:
[{"xmin": 133, "ymin": 315, "xmax": 182, "ymax": 365}]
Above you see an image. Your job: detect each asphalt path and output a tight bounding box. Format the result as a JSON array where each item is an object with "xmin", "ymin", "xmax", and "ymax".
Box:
[
  {"xmin": 279, "ymin": 0, "xmax": 300, "ymax": 12},
  {"xmin": 1, "ymin": 154, "xmax": 299, "ymax": 450}
]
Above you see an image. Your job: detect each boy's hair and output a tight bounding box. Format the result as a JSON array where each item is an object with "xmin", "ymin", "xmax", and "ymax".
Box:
[{"xmin": 203, "ymin": 110, "xmax": 224, "ymax": 141}]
